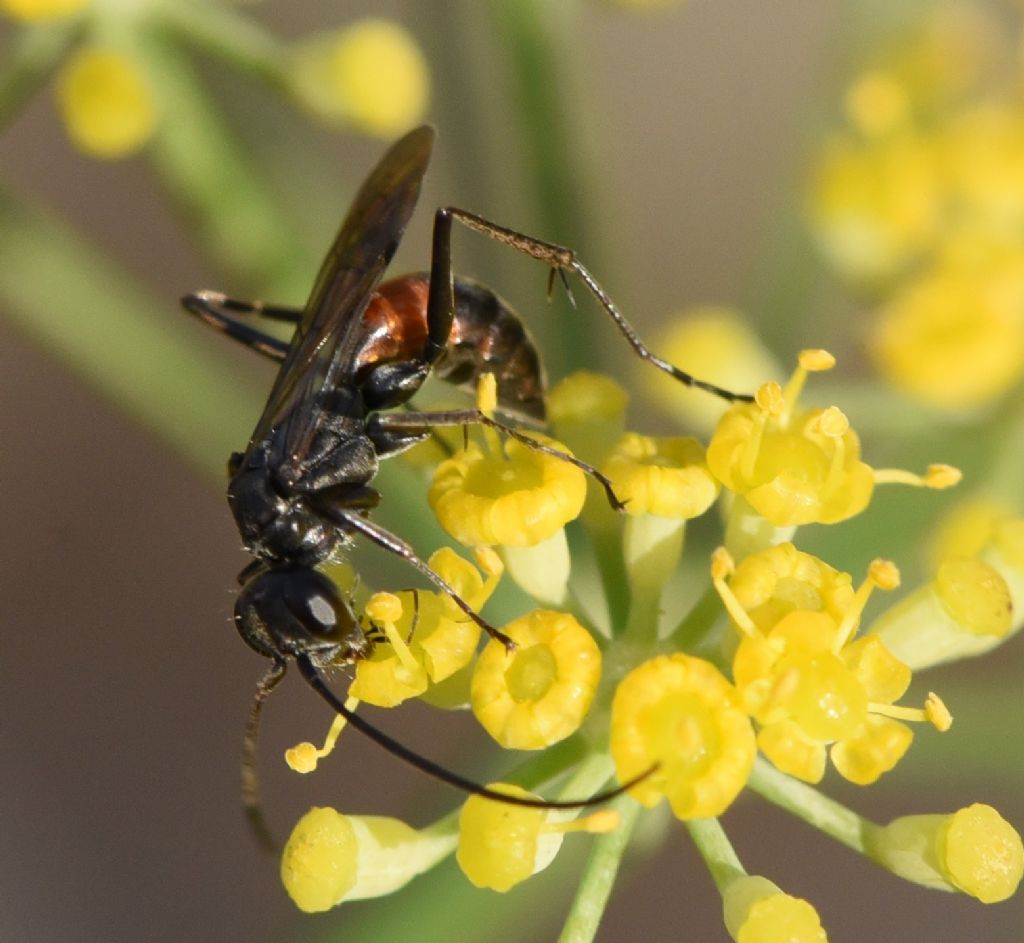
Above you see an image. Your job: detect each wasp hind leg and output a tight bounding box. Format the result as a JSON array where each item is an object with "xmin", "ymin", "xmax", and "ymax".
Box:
[{"xmin": 428, "ymin": 207, "xmax": 754, "ymax": 404}]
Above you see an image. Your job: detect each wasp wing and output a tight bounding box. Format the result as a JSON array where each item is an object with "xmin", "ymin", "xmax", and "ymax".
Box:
[{"xmin": 246, "ymin": 125, "xmax": 435, "ymax": 462}]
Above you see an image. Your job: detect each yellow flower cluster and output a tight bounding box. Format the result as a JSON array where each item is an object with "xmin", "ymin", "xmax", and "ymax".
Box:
[
  {"xmin": 5, "ymin": 7, "xmax": 429, "ymax": 159},
  {"xmin": 806, "ymin": 3, "xmax": 1024, "ymax": 409}
]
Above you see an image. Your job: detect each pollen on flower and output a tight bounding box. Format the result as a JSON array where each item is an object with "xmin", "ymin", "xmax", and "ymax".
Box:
[
  {"xmin": 429, "ymin": 433, "xmax": 587, "ymax": 547},
  {"xmin": 55, "ymin": 47, "xmax": 158, "ymax": 159},
  {"xmin": 925, "ymin": 692, "xmax": 953, "ymax": 731},
  {"xmin": 610, "ymin": 654, "xmax": 755, "ymax": 819},
  {"xmin": 289, "ymin": 19, "xmax": 429, "ymax": 138},
  {"xmin": 755, "ymin": 381, "xmax": 784, "ymax": 416},
  {"xmin": 471, "ymin": 610, "xmax": 601, "ymax": 749}
]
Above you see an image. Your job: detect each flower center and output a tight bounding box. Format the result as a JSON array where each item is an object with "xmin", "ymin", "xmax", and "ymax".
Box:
[{"xmin": 505, "ymin": 645, "xmax": 557, "ymax": 702}]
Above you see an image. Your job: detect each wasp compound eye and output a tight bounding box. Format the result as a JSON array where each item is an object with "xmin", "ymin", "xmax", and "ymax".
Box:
[{"xmin": 234, "ymin": 566, "xmax": 367, "ymax": 666}]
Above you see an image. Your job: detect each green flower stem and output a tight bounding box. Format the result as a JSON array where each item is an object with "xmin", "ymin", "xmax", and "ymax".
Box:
[
  {"xmin": 556, "ymin": 795, "xmax": 640, "ymax": 943},
  {"xmin": 0, "ymin": 20, "xmax": 82, "ymax": 130},
  {"xmin": 140, "ymin": 32, "xmax": 313, "ymax": 298},
  {"xmin": 0, "ymin": 189, "xmax": 256, "ymax": 477},
  {"xmin": 685, "ymin": 817, "xmax": 745, "ymax": 892},
  {"xmin": 152, "ymin": 0, "xmax": 287, "ymax": 88},
  {"xmin": 747, "ymin": 755, "xmax": 876, "ymax": 854},
  {"xmin": 482, "ymin": 0, "xmax": 609, "ymax": 379},
  {"xmin": 149, "ymin": 0, "xmax": 284, "ymax": 87},
  {"xmin": 667, "ymin": 582, "xmax": 726, "ymax": 656}
]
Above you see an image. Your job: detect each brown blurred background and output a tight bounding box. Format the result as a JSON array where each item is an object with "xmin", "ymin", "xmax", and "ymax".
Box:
[{"xmin": 2, "ymin": 2, "xmax": 1022, "ymax": 941}]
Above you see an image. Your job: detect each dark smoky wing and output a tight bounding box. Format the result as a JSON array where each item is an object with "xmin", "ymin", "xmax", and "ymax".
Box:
[{"xmin": 246, "ymin": 125, "xmax": 436, "ymax": 459}]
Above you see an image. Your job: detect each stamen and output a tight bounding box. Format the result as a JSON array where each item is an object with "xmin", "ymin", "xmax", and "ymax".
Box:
[
  {"xmin": 873, "ymin": 463, "xmax": 962, "ymax": 489},
  {"xmin": 711, "ymin": 547, "xmax": 759, "ymax": 638},
  {"xmin": 475, "ymin": 373, "xmax": 503, "ymax": 456},
  {"xmin": 833, "ymin": 557, "xmax": 900, "ymax": 651},
  {"xmin": 367, "ymin": 592, "xmax": 421, "ymax": 675},
  {"xmin": 869, "ymin": 691, "xmax": 952, "ymax": 731},
  {"xmin": 740, "ymin": 384, "xmax": 780, "ymax": 480},
  {"xmin": 285, "ymin": 698, "xmax": 360, "ymax": 773},
  {"xmin": 545, "ymin": 809, "xmax": 621, "ymax": 835}
]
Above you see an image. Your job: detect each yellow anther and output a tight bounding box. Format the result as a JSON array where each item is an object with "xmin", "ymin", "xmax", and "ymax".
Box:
[
  {"xmin": 366, "ymin": 592, "xmax": 403, "ymax": 624},
  {"xmin": 868, "ymin": 692, "xmax": 951, "ymax": 732},
  {"xmin": 815, "ymin": 406, "xmax": 849, "ymax": 437},
  {"xmin": 924, "ymin": 464, "xmax": 963, "ymax": 489},
  {"xmin": 711, "ymin": 546, "xmax": 735, "ymax": 581},
  {"xmin": 799, "ymin": 349, "xmax": 836, "ymax": 372},
  {"xmin": 925, "ymin": 691, "xmax": 953, "ymax": 731},
  {"xmin": 473, "ymin": 545, "xmax": 503, "ymax": 578},
  {"xmin": 834, "ymin": 559, "xmax": 898, "ymax": 650},
  {"xmin": 874, "ymin": 464, "xmax": 962, "ymax": 489},
  {"xmin": 711, "ymin": 548, "xmax": 759, "ymax": 638},
  {"xmin": 285, "ymin": 706, "xmax": 356, "ymax": 773},
  {"xmin": 285, "ymin": 742, "xmax": 321, "ymax": 774},
  {"xmin": 755, "ymin": 381, "xmax": 784, "ymax": 416},
  {"xmin": 475, "ymin": 372, "xmax": 498, "ymax": 417},
  {"xmin": 869, "ymin": 559, "xmax": 901, "ymax": 591}
]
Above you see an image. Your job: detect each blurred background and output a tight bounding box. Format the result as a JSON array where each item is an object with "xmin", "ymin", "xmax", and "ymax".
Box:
[{"xmin": 2, "ymin": 0, "xmax": 1022, "ymax": 940}]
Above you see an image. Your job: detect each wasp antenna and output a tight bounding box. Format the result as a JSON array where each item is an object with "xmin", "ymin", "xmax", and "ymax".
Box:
[
  {"xmin": 296, "ymin": 658, "xmax": 654, "ymax": 810},
  {"xmin": 242, "ymin": 660, "xmax": 288, "ymax": 854}
]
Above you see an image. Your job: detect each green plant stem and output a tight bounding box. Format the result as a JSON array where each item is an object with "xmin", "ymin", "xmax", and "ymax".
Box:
[
  {"xmin": 685, "ymin": 818, "xmax": 745, "ymax": 892},
  {"xmin": 0, "ymin": 20, "xmax": 81, "ymax": 130},
  {"xmin": 556, "ymin": 795, "xmax": 640, "ymax": 943},
  {"xmin": 140, "ymin": 32, "xmax": 313, "ymax": 298},
  {"xmin": 668, "ymin": 582, "xmax": 724, "ymax": 653},
  {"xmin": 747, "ymin": 756, "xmax": 876, "ymax": 853},
  {"xmin": 0, "ymin": 189, "xmax": 256, "ymax": 477},
  {"xmin": 482, "ymin": 0, "xmax": 608, "ymax": 379},
  {"xmin": 153, "ymin": 0, "xmax": 287, "ymax": 87}
]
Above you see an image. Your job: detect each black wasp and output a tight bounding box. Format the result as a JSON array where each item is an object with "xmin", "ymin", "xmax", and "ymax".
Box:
[{"xmin": 183, "ymin": 126, "xmax": 749, "ymax": 843}]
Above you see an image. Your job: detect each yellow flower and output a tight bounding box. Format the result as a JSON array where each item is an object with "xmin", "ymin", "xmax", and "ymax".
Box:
[
  {"xmin": 0, "ymin": 0, "xmax": 88, "ymax": 20},
  {"xmin": 722, "ymin": 875, "xmax": 828, "ymax": 943},
  {"xmin": 351, "ymin": 548, "xmax": 501, "ymax": 707},
  {"xmin": 806, "ymin": 132, "xmax": 940, "ymax": 283},
  {"xmin": 870, "ymin": 252, "xmax": 1024, "ymax": 410},
  {"xmin": 456, "ymin": 783, "xmax": 618, "ymax": 892},
  {"xmin": 55, "ymin": 46, "xmax": 158, "ymax": 159},
  {"xmin": 471, "ymin": 610, "xmax": 601, "ymax": 750},
  {"xmin": 716, "ymin": 549, "xmax": 942, "ymax": 785},
  {"xmin": 281, "ymin": 807, "xmax": 455, "ymax": 912},
  {"xmin": 644, "ymin": 307, "xmax": 778, "ymax": 437},
  {"xmin": 867, "ymin": 556, "xmax": 1014, "ymax": 670},
  {"xmin": 602, "ymin": 433, "xmax": 719, "ymax": 520},
  {"xmin": 429, "ymin": 432, "xmax": 586, "ymax": 547},
  {"xmin": 723, "ymin": 542, "xmax": 856, "ymax": 637},
  {"xmin": 707, "ymin": 352, "xmax": 876, "ymax": 526},
  {"xmin": 548, "ymin": 370, "xmax": 628, "ymax": 468},
  {"xmin": 868, "ymin": 804, "xmax": 1024, "ymax": 903},
  {"xmin": 609, "ymin": 654, "xmax": 755, "ymax": 819},
  {"xmin": 290, "ymin": 19, "xmax": 429, "ymax": 138}
]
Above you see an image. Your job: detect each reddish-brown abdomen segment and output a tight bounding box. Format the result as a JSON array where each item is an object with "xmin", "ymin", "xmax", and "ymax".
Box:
[{"xmin": 356, "ymin": 273, "xmax": 546, "ymax": 422}]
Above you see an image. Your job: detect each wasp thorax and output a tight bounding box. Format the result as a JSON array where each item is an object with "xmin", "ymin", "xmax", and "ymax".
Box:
[{"xmin": 235, "ymin": 565, "xmax": 369, "ymax": 666}]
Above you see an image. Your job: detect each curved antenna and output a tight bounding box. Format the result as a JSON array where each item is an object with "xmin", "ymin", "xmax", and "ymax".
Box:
[
  {"xmin": 241, "ymin": 660, "xmax": 288, "ymax": 853},
  {"xmin": 297, "ymin": 657, "xmax": 654, "ymax": 810}
]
